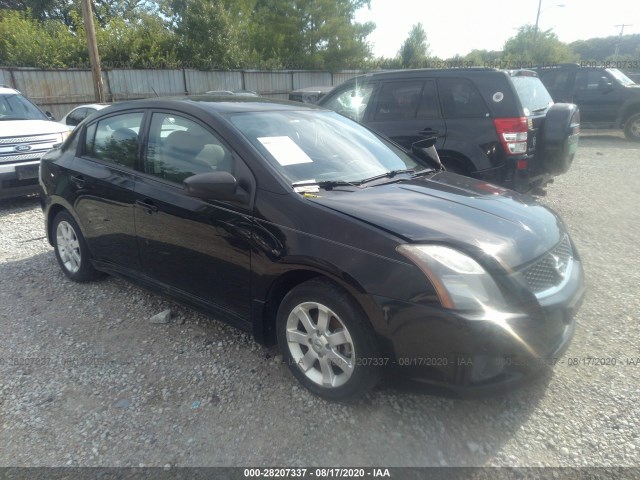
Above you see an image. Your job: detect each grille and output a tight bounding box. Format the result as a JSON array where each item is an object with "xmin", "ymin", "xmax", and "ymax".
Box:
[
  {"xmin": 0, "ymin": 134, "xmax": 59, "ymax": 145},
  {"xmin": 521, "ymin": 236, "xmax": 572, "ymax": 294}
]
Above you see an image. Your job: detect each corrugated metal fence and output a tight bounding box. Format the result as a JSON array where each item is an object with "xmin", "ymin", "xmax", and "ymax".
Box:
[{"xmin": 0, "ymin": 68, "xmax": 362, "ymax": 119}]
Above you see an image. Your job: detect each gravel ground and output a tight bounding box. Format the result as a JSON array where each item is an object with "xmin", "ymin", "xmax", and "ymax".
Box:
[{"xmin": 0, "ymin": 131, "xmax": 639, "ymax": 469}]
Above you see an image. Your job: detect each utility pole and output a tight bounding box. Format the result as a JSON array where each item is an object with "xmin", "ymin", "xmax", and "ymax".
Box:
[
  {"xmin": 613, "ymin": 24, "xmax": 632, "ymax": 61},
  {"xmin": 81, "ymin": 0, "xmax": 105, "ymax": 103}
]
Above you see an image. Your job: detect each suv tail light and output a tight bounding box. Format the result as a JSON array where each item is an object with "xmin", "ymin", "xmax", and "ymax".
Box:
[{"xmin": 494, "ymin": 117, "xmax": 528, "ymax": 155}]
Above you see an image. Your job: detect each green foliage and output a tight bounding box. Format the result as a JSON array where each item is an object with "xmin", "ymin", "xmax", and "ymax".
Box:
[
  {"xmin": 397, "ymin": 23, "xmax": 430, "ymax": 68},
  {"xmin": 244, "ymin": 0, "xmax": 374, "ymax": 70},
  {"xmin": 570, "ymin": 34, "xmax": 640, "ymax": 62},
  {"xmin": 0, "ymin": 9, "xmax": 85, "ymax": 67},
  {"xmin": 502, "ymin": 24, "xmax": 577, "ymax": 65}
]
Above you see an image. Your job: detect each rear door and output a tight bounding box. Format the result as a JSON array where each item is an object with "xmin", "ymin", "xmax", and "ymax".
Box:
[
  {"xmin": 72, "ymin": 110, "xmax": 144, "ymax": 269},
  {"xmin": 364, "ymin": 79, "xmax": 447, "ymax": 150},
  {"xmin": 133, "ymin": 110, "xmax": 254, "ymax": 324}
]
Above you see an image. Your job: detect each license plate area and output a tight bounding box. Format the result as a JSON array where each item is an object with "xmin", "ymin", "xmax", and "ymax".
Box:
[{"xmin": 15, "ymin": 164, "xmax": 39, "ymax": 180}]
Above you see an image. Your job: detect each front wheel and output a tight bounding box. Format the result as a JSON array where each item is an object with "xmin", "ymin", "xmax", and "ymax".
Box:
[
  {"xmin": 276, "ymin": 278, "xmax": 381, "ymax": 400},
  {"xmin": 52, "ymin": 211, "xmax": 103, "ymax": 282},
  {"xmin": 624, "ymin": 113, "xmax": 640, "ymax": 142}
]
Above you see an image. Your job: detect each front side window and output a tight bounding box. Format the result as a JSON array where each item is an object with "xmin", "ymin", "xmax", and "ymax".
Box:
[
  {"xmin": 67, "ymin": 108, "xmax": 87, "ymax": 126},
  {"xmin": 145, "ymin": 113, "xmax": 234, "ymax": 184},
  {"xmin": 84, "ymin": 112, "xmax": 143, "ymax": 169},
  {"xmin": 575, "ymin": 70, "xmax": 611, "ymax": 90},
  {"xmin": 322, "ymin": 82, "xmax": 374, "ymax": 122}
]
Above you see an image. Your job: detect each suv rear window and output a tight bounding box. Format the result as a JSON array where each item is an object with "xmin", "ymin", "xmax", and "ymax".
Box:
[{"xmin": 511, "ymin": 77, "xmax": 554, "ymax": 115}]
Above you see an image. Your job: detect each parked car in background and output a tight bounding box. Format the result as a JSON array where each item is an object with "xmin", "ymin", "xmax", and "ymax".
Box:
[
  {"xmin": 288, "ymin": 85, "xmax": 334, "ymax": 104},
  {"xmin": 40, "ymin": 96, "xmax": 584, "ymax": 399},
  {"xmin": 535, "ymin": 64, "xmax": 640, "ymax": 141},
  {"xmin": 318, "ymin": 68, "xmax": 580, "ymax": 194},
  {"xmin": 0, "ymin": 85, "xmax": 70, "ymax": 199},
  {"xmin": 59, "ymin": 103, "xmax": 109, "ymax": 130}
]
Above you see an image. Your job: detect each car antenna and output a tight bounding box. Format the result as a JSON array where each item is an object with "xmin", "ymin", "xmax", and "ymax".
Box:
[{"xmin": 150, "ymin": 86, "xmax": 159, "ymax": 97}]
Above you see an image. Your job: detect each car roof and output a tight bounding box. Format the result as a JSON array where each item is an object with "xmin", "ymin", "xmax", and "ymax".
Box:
[
  {"xmin": 0, "ymin": 86, "xmax": 20, "ymax": 95},
  {"xmin": 71, "ymin": 103, "xmax": 109, "ymax": 110},
  {"xmin": 104, "ymin": 96, "xmax": 326, "ymax": 115},
  {"xmin": 350, "ymin": 67, "xmax": 502, "ymax": 80}
]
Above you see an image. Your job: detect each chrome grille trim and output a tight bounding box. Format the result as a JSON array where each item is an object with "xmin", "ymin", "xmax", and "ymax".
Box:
[
  {"xmin": 521, "ymin": 235, "xmax": 573, "ymax": 299},
  {"xmin": 0, "ymin": 153, "xmax": 42, "ymax": 162},
  {"xmin": 0, "ymin": 134, "xmax": 60, "ymax": 145}
]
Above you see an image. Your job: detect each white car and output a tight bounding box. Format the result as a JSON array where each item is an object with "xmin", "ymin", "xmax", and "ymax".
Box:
[
  {"xmin": 59, "ymin": 103, "xmax": 109, "ymax": 130},
  {"xmin": 0, "ymin": 86, "xmax": 71, "ymax": 199}
]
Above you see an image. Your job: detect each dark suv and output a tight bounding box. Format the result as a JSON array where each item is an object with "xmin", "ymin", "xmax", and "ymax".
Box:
[
  {"xmin": 536, "ymin": 64, "xmax": 640, "ymax": 141},
  {"xmin": 318, "ymin": 68, "xmax": 580, "ymax": 193}
]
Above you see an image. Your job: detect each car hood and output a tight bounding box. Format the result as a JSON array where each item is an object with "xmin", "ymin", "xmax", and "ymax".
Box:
[
  {"xmin": 0, "ymin": 120, "xmax": 68, "ymax": 138},
  {"xmin": 309, "ymin": 172, "xmax": 565, "ymax": 268}
]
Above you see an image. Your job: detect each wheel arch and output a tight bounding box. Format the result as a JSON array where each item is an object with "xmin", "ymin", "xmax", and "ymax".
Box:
[
  {"xmin": 253, "ymin": 267, "xmax": 378, "ymax": 347},
  {"xmin": 621, "ymin": 103, "xmax": 640, "ymax": 126}
]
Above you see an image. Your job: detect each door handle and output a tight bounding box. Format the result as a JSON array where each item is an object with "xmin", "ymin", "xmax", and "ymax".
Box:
[
  {"xmin": 135, "ymin": 199, "xmax": 159, "ymax": 215},
  {"xmin": 420, "ymin": 128, "xmax": 440, "ymax": 136},
  {"xmin": 70, "ymin": 175, "xmax": 85, "ymax": 188}
]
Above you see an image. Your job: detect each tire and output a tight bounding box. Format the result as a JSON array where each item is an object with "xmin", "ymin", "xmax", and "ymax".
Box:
[
  {"xmin": 52, "ymin": 211, "xmax": 103, "ymax": 282},
  {"xmin": 624, "ymin": 112, "xmax": 640, "ymax": 142},
  {"xmin": 276, "ymin": 278, "xmax": 381, "ymax": 400},
  {"xmin": 539, "ymin": 103, "xmax": 581, "ymax": 175}
]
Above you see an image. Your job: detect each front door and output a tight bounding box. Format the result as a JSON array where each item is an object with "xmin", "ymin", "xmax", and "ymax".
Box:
[
  {"xmin": 365, "ymin": 79, "xmax": 447, "ymax": 150},
  {"xmin": 134, "ymin": 111, "xmax": 254, "ymax": 323}
]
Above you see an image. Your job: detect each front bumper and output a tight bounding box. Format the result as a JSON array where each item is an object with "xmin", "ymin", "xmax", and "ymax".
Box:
[
  {"xmin": 372, "ymin": 259, "xmax": 585, "ymax": 394},
  {"xmin": 0, "ymin": 161, "xmax": 41, "ymax": 199}
]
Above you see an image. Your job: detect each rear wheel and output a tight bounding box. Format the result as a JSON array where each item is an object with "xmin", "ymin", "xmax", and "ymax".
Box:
[
  {"xmin": 276, "ymin": 278, "xmax": 381, "ymax": 400},
  {"xmin": 52, "ymin": 211, "xmax": 103, "ymax": 282},
  {"xmin": 624, "ymin": 112, "xmax": 640, "ymax": 142}
]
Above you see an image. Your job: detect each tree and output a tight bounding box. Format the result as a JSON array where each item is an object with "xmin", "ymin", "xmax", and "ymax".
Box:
[
  {"xmin": 398, "ymin": 23, "xmax": 429, "ymax": 68},
  {"xmin": 570, "ymin": 34, "xmax": 640, "ymax": 62},
  {"xmin": 503, "ymin": 25, "xmax": 577, "ymax": 65},
  {"xmin": 245, "ymin": 0, "xmax": 374, "ymax": 70},
  {"xmin": 0, "ymin": 9, "xmax": 86, "ymax": 67},
  {"xmin": 170, "ymin": 0, "xmax": 245, "ymax": 69}
]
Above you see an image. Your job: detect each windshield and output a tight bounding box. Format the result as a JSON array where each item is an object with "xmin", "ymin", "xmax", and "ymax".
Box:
[
  {"xmin": 229, "ymin": 110, "xmax": 421, "ymax": 185},
  {"xmin": 511, "ymin": 77, "xmax": 554, "ymax": 115},
  {"xmin": 0, "ymin": 93, "xmax": 48, "ymax": 121},
  {"xmin": 606, "ymin": 68, "xmax": 636, "ymax": 86}
]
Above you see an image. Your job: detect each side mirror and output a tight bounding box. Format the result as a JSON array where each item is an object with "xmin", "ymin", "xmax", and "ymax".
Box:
[
  {"xmin": 411, "ymin": 137, "xmax": 444, "ymax": 171},
  {"xmin": 598, "ymin": 77, "xmax": 613, "ymax": 91},
  {"xmin": 184, "ymin": 171, "xmax": 239, "ymax": 200}
]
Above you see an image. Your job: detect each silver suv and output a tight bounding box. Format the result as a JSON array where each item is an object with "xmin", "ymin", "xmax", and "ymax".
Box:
[{"xmin": 0, "ymin": 86, "xmax": 70, "ymax": 199}]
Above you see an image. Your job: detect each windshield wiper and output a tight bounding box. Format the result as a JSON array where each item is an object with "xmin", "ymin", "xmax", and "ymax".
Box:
[
  {"xmin": 411, "ymin": 167, "xmax": 437, "ymax": 177},
  {"xmin": 292, "ymin": 179, "xmax": 359, "ymax": 191},
  {"xmin": 0, "ymin": 117, "xmax": 25, "ymax": 121},
  {"xmin": 358, "ymin": 169, "xmax": 415, "ymax": 185}
]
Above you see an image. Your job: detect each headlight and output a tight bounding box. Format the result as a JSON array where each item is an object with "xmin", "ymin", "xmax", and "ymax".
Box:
[
  {"xmin": 397, "ymin": 244, "xmax": 507, "ymax": 312},
  {"xmin": 59, "ymin": 130, "xmax": 71, "ymax": 143}
]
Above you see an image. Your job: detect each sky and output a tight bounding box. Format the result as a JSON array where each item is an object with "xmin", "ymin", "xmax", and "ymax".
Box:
[{"xmin": 354, "ymin": 0, "xmax": 639, "ymax": 59}]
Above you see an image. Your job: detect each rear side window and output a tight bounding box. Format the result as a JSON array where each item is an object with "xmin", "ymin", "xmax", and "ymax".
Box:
[
  {"xmin": 511, "ymin": 77, "xmax": 554, "ymax": 114},
  {"xmin": 84, "ymin": 112, "xmax": 144, "ymax": 169},
  {"xmin": 437, "ymin": 78, "xmax": 489, "ymax": 118}
]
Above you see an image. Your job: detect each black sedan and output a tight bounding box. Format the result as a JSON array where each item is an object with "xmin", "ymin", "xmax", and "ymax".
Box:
[{"xmin": 39, "ymin": 97, "xmax": 585, "ymax": 400}]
